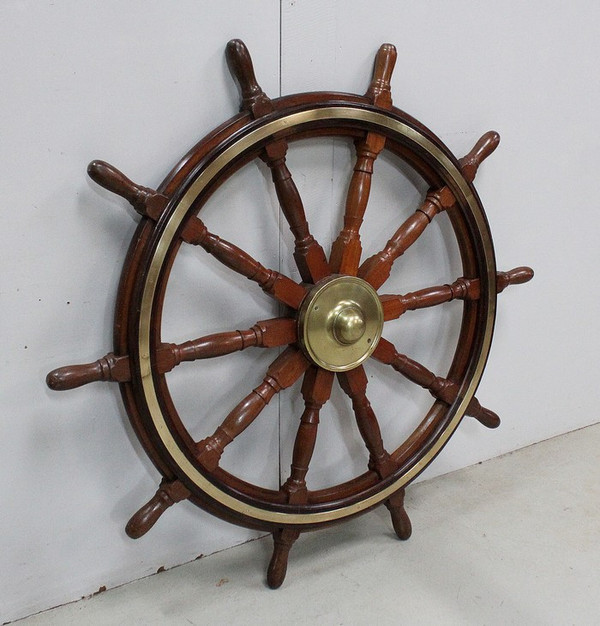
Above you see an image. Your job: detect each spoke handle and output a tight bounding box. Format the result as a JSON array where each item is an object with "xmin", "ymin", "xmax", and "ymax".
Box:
[
  {"xmin": 46, "ymin": 353, "xmax": 130, "ymax": 390},
  {"xmin": 87, "ymin": 160, "xmax": 166, "ymax": 218},
  {"xmin": 126, "ymin": 480, "xmax": 190, "ymax": 539},
  {"xmin": 459, "ymin": 131, "xmax": 500, "ymax": 183},
  {"xmin": 226, "ymin": 39, "xmax": 271, "ymax": 114},
  {"xmin": 498, "ymin": 266, "xmax": 534, "ymax": 291},
  {"xmin": 466, "ymin": 399, "xmax": 500, "ymax": 429},
  {"xmin": 366, "ymin": 43, "xmax": 397, "ymax": 107},
  {"xmin": 88, "ymin": 160, "xmax": 149, "ymax": 205}
]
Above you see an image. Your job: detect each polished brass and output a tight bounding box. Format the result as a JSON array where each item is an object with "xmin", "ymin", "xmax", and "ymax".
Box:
[
  {"xmin": 333, "ymin": 304, "xmax": 366, "ymax": 344},
  {"xmin": 137, "ymin": 105, "xmax": 496, "ymax": 524},
  {"xmin": 298, "ymin": 275, "xmax": 383, "ymax": 372}
]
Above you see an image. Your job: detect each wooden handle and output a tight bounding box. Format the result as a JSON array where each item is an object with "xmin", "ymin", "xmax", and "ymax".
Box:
[
  {"xmin": 46, "ymin": 353, "xmax": 130, "ymax": 390},
  {"xmin": 46, "ymin": 362, "xmax": 105, "ymax": 390},
  {"xmin": 499, "ymin": 266, "xmax": 534, "ymax": 289},
  {"xmin": 366, "ymin": 43, "xmax": 397, "ymax": 108},
  {"xmin": 87, "ymin": 160, "xmax": 148, "ymax": 203},
  {"xmin": 87, "ymin": 160, "xmax": 167, "ymax": 220},
  {"xmin": 371, "ymin": 43, "xmax": 397, "ymax": 90},
  {"xmin": 459, "ymin": 131, "xmax": 500, "ymax": 183},
  {"xmin": 126, "ymin": 480, "xmax": 190, "ymax": 539},
  {"xmin": 466, "ymin": 397, "xmax": 501, "ymax": 429},
  {"xmin": 226, "ymin": 39, "xmax": 270, "ymax": 114},
  {"xmin": 226, "ymin": 39, "xmax": 261, "ymax": 99}
]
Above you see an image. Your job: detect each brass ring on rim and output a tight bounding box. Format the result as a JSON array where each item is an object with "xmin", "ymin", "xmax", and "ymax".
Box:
[{"xmin": 135, "ymin": 104, "xmax": 496, "ymax": 525}]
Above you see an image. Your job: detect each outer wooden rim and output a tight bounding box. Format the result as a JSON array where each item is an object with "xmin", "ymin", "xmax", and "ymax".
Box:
[{"xmin": 115, "ymin": 96, "xmax": 496, "ymax": 530}]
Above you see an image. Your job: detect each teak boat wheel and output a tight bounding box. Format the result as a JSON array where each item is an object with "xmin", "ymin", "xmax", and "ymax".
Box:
[{"xmin": 47, "ymin": 40, "xmax": 533, "ymax": 588}]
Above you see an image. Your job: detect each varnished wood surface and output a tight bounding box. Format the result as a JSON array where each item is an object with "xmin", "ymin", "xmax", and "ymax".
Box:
[{"xmin": 45, "ymin": 38, "xmax": 533, "ymax": 586}]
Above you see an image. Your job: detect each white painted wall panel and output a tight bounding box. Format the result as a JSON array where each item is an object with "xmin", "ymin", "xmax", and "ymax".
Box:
[
  {"xmin": 0, "ymin": 2, "xmax": 279, "ymax": 622},
  {"xmin": 280, "ymin": 0, "xmax": 600, "ymax": 483}
]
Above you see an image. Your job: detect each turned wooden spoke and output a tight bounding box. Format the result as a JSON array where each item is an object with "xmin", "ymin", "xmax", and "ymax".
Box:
[
  {"xmin": 267, "ymin": 528, "xmax": 301, "ymax": 589},
  {"xmin": 262, "ymin": 141, "xmax": 330, "ymax": 283},
  {"xmin": 45, "ymin": 318, "xmax": 296, "ymax": 391},
  {"xmin": 126, "ymin": 479, "xmax": 190, "ymax": 539},
  {"xmin": 373, "ymin": 338, "xmax": 500, "ymax": 429},
  {"xmin": 226, "ymin": 39, "xmax": 329, "ymax": 283},
  {"xmin": 226, "ymin": 38, "xmax": 273, "ymax": 117},
  {"xmin": 196, "ymin": 347, "xmax": 309, "ymax": 471},
  {"xmin": 338, "ymin": 366, "xmax": 397, "ymax": 478},
  {"xmin": 87, "ymin": 158, "xmax": 306, "ymax": 308},
  {"xmin": 380, "ymin": 266, "xmax": 534, "ymax": 321},
  {"xmin": 329, "ymin": 133, "xmax": 387, "ymax": 275},
  {"xmin": 329, "ymin": 45, "xmax": 396, "ymax": 276},
  {"xmin": 87, "ymin": 160, "xmax": 169, "ymax": 220},
  {"xmin": 184, "ymin": 219, "xmax": 306, "ymax": 309},
  {"xmin": 359, "ymin": 131, "xmax": 500, "ymax": 290},
  {"xmin": 385, "ymin": 488, "xmax": 412, "ymax": 540},
  {"xmin": 163, "ymin": 317, "xmax": 297, "ymax": 369},
  {"xmin": 282, "ymin": 368, "xmax": 335, "ymax": 504}
]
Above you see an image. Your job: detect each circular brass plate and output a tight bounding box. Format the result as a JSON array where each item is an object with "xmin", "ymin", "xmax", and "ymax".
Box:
[{"xmin": 298, "ymin": 275, "xmax": 384, "ymax": 372}]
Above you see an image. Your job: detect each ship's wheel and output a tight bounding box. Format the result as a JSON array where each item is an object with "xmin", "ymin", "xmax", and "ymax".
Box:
[{"xmin": 47, "ymin": 40, "xmax": 533, "ymax": 588}]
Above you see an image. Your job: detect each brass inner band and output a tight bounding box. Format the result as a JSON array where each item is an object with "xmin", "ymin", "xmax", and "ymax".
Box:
[
  {"xmin": 138, "ymin": 105, "xmax": 496, "ymax": 525},
  {"xmin": 297, "ymin": 275, "xmax": 383, "ymax": 372}
]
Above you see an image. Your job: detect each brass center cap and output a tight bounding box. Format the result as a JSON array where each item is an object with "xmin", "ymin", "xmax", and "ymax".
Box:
[
  {"xmin": 332, "ymin": 304, "xmax": 366, "ymax": 345},
  {"xmin": 298, "ymin": 275, "xmax": 384, "ymax": 372}
]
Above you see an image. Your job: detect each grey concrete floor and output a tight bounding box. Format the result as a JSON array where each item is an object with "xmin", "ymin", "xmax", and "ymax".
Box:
[{"xmin": 15, "ymin": 424, "xmax": 600, "ymax": 625}]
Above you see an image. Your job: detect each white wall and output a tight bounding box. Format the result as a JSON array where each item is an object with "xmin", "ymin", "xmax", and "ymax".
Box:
[
  {"xmin": 2, "ymin": 1, "xmax": 599, "ymax": 622},
  {"xmin": 281, "ymin": 0, "xmax": 600, "ymax": 477},
  {"xmin": 0, "ymin": 2, "xmax": 280, "ymax": 622}
]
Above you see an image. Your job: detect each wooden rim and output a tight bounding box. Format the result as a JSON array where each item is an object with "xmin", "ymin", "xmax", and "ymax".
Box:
[{"xmin": 115, "ymin": 96, "xmax": 496, "ymax": 530}]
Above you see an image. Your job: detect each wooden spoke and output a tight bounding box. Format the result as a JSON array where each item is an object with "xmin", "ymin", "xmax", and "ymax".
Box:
[
  {"xmin": 226, "ymin": 39, "xmax": 329, "ymax": 283},
  {"xmin": 329, "ymin": 44, "xmax": 396, "ymax": 275},
  {"xmin": 267, "ymin": 528, "xmax": 301, "ymax": 589},
  {"xmin": 373, "ymin": 338, "xmax": 500, "ymax": 429},
  {"xmin": 87, "ymin": 159, "xmax": 308, "ymax": 306},
  {"xmin": 46, "ymin": 352, "xmax": 131, "ymax": 390},
  {"xmin": 282, "ymin": 367, "xmax": 335, "ymax": 504},
  {"xmin": 380, "ymin": 276, "xmax": 480, "ymax": 321},
  {"xmin": 184, "ymin": 218, "xmax": 306, "ymax": 309},
  {"xmin": 125, "ymin": 479, "xmax": 190, "ymax": 539},
  {"xmin": 46, "ymin": 318, "xmax": 296, "ymax": 391},
  {"xmin": 226, "ymin": 38, "xmax": 273, "ymax": 117},
  {"xmin": 380, "ymin": 266, "xmax": 534, "ymax": 321},
  {"xmin": 365, "ymin": 43, "xmax": 397, "ymax": 109},
  {"xmin": 47, "ymin": 263, "xmax": 532, "ymax": 390},
  {"xmin": 329, "ymin": 133, "xmax": 387, "ymax": 275},
  {"xmin": 359, "ymin": 131, "xmax": 501, "ymax": 290},
  {"xmin": 196, "ymin": 347, "xmax": 310, "ymax": 471},
  {"xmin": 87, "ymin": 160, "xmax": 169, "ymax": 220},
  {"xmin": 337, "ymin": 366, "xmax": 397, "ymax": 478},
  {"xmin": 163, "ymin": 318, "xmax": 297, "ymax": 369},
  {"xmin": 262, "ymin": 141, "xmax": 330, "ymax": 283},
  {"xmin": 385, "ymin": 488, "xmax": 412, "ymax": 540}
]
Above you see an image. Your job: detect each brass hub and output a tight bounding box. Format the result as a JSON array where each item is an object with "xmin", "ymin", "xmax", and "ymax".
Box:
[{"xmin": 298, "ymin": 275, "xmax": 384, "ymax": 372}]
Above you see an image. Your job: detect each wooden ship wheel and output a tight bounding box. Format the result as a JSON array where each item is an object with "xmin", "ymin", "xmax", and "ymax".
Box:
[{"xmin": 47, "ymin": 40, "xmax": 533, "ymax": 588}]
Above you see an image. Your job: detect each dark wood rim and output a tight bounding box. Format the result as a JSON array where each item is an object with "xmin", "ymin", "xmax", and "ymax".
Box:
[{"xmin": 115, "ymin": 94, "xmax": 496, "ymax": 531}]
